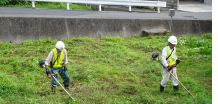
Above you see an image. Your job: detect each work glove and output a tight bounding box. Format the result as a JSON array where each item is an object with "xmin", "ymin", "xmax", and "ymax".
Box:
[
  {"xmin": 167, "ymin": 59, "xmax": 180, "ymax": 71},
  {"xmin": 167, "ymin": 65, "xmax": 173, "ymax": 71},
  {"xmin": 46, "ymin": 69, "xmax": 51, "ymax": 78}
]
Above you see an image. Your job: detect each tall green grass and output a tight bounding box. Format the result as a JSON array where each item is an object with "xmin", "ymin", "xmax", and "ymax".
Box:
[{"xmin": 0, "ymin": 33, "xmax": 211, "ymax": 104}]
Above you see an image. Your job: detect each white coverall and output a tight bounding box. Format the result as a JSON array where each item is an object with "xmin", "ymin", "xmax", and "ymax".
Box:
[{"xmin": 160, "ymin": 46, "xmax": 179, "ymax": 87}]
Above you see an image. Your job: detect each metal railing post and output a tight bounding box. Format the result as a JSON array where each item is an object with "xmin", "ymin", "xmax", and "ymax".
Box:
[
  {"xmin": 99, "ymin": 4, "xmax": 102, "ymax": 11},
  {"xmin": 129, "ymin": 6, "xmax": 131, "ymax": 12},
  {"xmin": 32, "ymin": 0, "xmax": 35, "ymax": 9},
  {"xmin": 67, "ymin": 2, "xmax": 70, "ymax": 10},
  {"xmin": 157, "ymin": 0, "xmax": 160, "ymax": 13},
  {"xmin": 129, "ymin": 0, "xmax": 132, "ymax": 12},
  {"xmin": 157, "ymin": 7, "xmax": 160, "ymax": 13}
]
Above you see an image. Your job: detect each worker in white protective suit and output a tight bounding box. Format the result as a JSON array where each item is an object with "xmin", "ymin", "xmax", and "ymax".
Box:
[{"xmin": 160, "ymin": 35, "xmax": 180, "ymax": 92}]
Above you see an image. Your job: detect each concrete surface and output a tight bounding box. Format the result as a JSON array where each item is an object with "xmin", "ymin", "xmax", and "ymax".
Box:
[
  {"xmin": 204, "ymin": 0, "xmax": 212, "ymax": 5},
  {"xmin": 178, "ymin": 1, "xmax": 212, "ymax": 12},
  {"xmin": 0, "ymin": 7, "xmax": 212, "ymax": 42}
]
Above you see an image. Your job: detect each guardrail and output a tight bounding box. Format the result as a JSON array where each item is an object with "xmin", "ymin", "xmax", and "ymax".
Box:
[{"xmin": 29, "ymin": 0, "xmax": 166, "ymax": 13}]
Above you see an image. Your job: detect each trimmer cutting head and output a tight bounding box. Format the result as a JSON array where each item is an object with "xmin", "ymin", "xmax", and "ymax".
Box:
[
  {"xmin": 152, "ymin": 52, "xmax": 159, "ymax": 60},
  {"xmin": 38, "ymin": 59, "xmax": 46, "ymax": 68}
]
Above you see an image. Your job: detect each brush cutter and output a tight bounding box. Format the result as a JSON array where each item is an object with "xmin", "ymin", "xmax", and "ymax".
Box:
[
  {"xmin": 51, "ymin": 75, "xmax": 74, "ymax": 100},
  {"xmin": 151, "ymin": 52, "xmax": 194, "ymax": 97},
  {"xmin": 38, "ymin": 59, "xmax": 74, "ymax": 100}
]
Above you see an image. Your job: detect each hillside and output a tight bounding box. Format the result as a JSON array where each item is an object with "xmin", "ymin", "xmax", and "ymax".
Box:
[{"xmin": 0, "ymin": 33, "xmax": 212, "ymax": 104}]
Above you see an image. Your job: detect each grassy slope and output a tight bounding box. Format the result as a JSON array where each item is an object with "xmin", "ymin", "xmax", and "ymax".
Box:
[{"xmin": 0, "ymin": 33, "xmax": 211, "ymax": 104}]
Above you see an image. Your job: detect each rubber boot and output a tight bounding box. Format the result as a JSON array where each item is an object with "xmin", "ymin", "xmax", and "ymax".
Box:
[
  {"xmin": 173, "ymin": 85, "xmax": 179, "ymax": 92},
  {"xmin": 64, "ymin": 85, "xmax": 69, "ymax": 90},
  {"xmin": 51, "ymin": 87, "xmax": 56, "ymax": 94},
  {"xmin": 160, "ymin": 85, "xmax": 164, "ymax": 92}
]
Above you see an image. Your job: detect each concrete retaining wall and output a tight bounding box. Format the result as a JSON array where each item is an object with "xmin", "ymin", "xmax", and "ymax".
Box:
[
  {"xmin": 0, "ymin": 17, "xmax": 212, "ymax": 42},
  {"xmin": 204, "ymin": 0, "xmax": 212, "ymax": 5}
]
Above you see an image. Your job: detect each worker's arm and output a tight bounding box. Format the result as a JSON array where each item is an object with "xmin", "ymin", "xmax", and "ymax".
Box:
[
  {"xmin": 44, "ymin": 51, "xmax": 53, "ymax": 69},
  {"xmin": 162, "ymin": 48, "xmax": 168, "ymax": 68}
]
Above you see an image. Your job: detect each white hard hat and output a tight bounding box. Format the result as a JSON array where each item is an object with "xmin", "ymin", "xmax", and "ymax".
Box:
[
  {"xmin": 168, "ymin": 35, "xmax": 177, "ymax": 45},
  {"xmin": 55, "ymin": 41, "xmax": 65, "ymax": 50}
]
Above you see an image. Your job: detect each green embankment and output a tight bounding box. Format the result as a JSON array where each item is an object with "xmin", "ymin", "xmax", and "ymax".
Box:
[{"xmin": 0, "ymin": 33, "xmax": 211, "ymax": 104}]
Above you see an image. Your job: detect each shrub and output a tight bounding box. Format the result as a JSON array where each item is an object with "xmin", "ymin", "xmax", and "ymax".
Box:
[
  {"xmin": 0, "ymin": 0, "xmax": 28, "ymax": 5},
  {"xmin": 0, "ymin": 0, "xmax": 10, "ymax": 5}
]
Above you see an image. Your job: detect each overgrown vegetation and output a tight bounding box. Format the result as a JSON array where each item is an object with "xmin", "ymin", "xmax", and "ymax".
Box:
[
  {"xmin": 0, "ymin": 33, "xmax": 211, "ymax": 104},
  {"xmin": 0, "ymin": 0, "xmax": 21, "ymax": 5},
  {"xmin": 0, "ymin": 0, "xmax": 91, "ymax": 10}
]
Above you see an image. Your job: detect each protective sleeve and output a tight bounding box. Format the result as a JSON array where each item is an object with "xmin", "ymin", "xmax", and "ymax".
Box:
[
  {"xmin": 162, "ymin": 47, "xmax": 168, "ymax": 68},
  {"xmin": 45, "ymin": 51, "xmax": 53, "ymax": 66}
]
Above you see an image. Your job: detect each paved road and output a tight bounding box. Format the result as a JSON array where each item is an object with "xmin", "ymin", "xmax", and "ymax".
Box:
[
  {"xmin": 0, "ymin": 7, "xmax": 211, "ymax": 20},
  {"xmin": 178, "ymin": 1, "xmax": 212, "ymax": 12}
]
